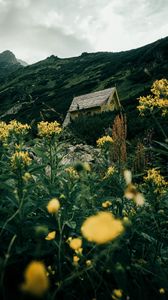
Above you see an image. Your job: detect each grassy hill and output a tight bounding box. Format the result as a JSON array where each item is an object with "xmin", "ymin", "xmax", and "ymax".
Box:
[{"xmin": 0, "ymin": 37, "xmax": 167, "ymax": 124}]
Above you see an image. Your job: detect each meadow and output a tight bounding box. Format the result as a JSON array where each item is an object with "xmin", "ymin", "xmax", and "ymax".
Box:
[{"xmin": 0, "ymin": 79, "xmax": 168, "ymax": 300}]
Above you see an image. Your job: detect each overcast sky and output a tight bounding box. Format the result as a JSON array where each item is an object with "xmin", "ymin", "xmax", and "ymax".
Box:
[{"xmin": 0, "ymin": 0, "xmax": 167, "ymax": 64}]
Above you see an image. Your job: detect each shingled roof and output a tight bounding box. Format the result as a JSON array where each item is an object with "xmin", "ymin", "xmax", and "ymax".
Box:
[{"xmin": 69, "ymin": 87, "xmax": 115, "ymax": 112}]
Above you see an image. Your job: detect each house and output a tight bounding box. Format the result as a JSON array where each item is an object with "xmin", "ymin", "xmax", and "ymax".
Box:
[{"xmin": 63, "ymin": 87, "xmax": 121, "ymax": 127}]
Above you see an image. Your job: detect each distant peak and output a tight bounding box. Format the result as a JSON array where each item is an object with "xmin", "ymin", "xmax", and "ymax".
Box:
[
  {"xmin": 1, "ymin": 50, "xmax": 14, "ymax": 55},
  {"xmin": 0, "ymin": 50, "xmax": 18, "ymax": 64},
  {"xmin": 17, "ymin": 59, "xmax": 28, "ymax": 66}
]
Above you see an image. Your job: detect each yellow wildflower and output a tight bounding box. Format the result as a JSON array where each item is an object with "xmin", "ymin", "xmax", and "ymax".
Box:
[
  {"xmin": 86, "ymin": 260, "xmax": 92, "ymax": 267},
  {"xmin": 123, "ymin": 170, "xmax": 132, "ymax": 185},
  {"xmin": 73, "ymin": 255, "xmax": 80, "ymax": 265},
  {"xmin": 38, "ymin": 121, "xmax": 62, "ymax": 137},
  {"xmin": 104, "ymin": 166, "xmax": 116, "ymax": 179},
  {"xmin": 102, "ymin": 200, "xmax": 112, "ymax": 208},
  {"xmin": 124, "ymin": 183, "xmax": 137, "ymax": 199},
  {"xmin": 134, "ymin": 193, "xmax": 145, "ymax": 206},
  {"xmin": 21, "ymin": 261, "xmax": 49, "ymax": 296},
  {"xmin": 144, "ymin": 168, "xmax": 168, "ymax": 187},
  {"xmin": 66, "ymin": 237, "xmax": 72, "ymax": 243},
  {"xmin": 8, "ymin": 120, "xmax": 30, "ymax": 135},
  {"xmin": 159, "ymin": 288, "xmax": 165, "ymax": 294},
  {"xmin": 124, "ymin": 183, "xmax": 144, "ymax": 206},
  {"xmin": 65, "ymin": 167, "xmax": 79, "ymax": 178},
  {"xmin": 45, "ymin": 231, "xmax": 56, "ymax": 240},
  {"xmin": 96, "ymin": 135, "xmax": 113, "ymax": 147},
  {"xmin": 112, "ymin": 289, "xmax": 123, "ymax": 299},
  {"xmin": 11, "ymin": 151, "xmax": 32, "ymax": 168},
  {"xmin": 22, "ymin": 172, "xmax": 32, "ymax": 182},
  {"xmin": 47, "ymin": 265, "xmax": 55, "ymax": 276},
  {"xmin": 75, "ymin": 248, "xmax": 83, "ymax": 255},
  {"xmin": 69, "ymin": 238, "xmax": 82, "ymax": 250},
  {"xmin": 81, "ymin": 212, "xmax": 124, "ymax": 244},
  {"xmin": 47, "ymin": 198, "xmax": 60, "ymax": 214},
  {"xmin": 0, "ymin": 120, "xmax": 30, "ymax": 141},
  {"xmin": 15, "ymin": 143, "xmax": 22, "ymax": 150},
  {"xmin": 124, "ymin": 170, "xmax": 145, "ymax": 206},
  {"xmin": 0, "ymin": 121, "xmax": 9, "ymax": 141},
  {"xmin": 123, "ymin": 217, "xmax": 132, "ymax": 227},
  {"xmin": 137, "ymin": 79, "xmax": 168, "ymax": 116}
]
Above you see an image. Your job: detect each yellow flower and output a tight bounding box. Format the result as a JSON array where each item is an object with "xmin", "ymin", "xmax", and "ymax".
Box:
[
  {"xmin": 104, "ymin": 166, "xmax": 116, "ymax": 179},
  {"xmin": 124, "ymin": 170, "xmax": 145, "ymax": 206},
  {"xmin": 45, "ymin": 231, "xmax": 56, "ymax": 240},
  {"xmin": 0, "ymin": 120, "xmax": 30, "ymax": 141},
  {"xmin": 124, "ymin": 184, "xmax": 144, "ymax": 206},
  {"xmin": 134, "ymin": 193, "xmax": 145, "ymax": 206},
  {"xmin": 22, "ymin": 172, "xmax": 32, "ymax": 182},
  {"xmin": 144, "ymin": 168, "xmax": 168, "ymax": 188},
  {"xmin": 73, "ymin": 255, "xmax": 80, "ymax": 265},
  {"xmin": 75, "ymin": 248, "xmax": 83, "ymax": 255},
  {"xmin": 81, "ymin": 212, "xmax": 124, "ymax": 244},
  {"xmin": 11, "ymin": 151, "xmax": 32, "ymax": 168},
  {"xmin": 69, "ymin": 238, "xmax": 82, "ymax": 250},
  {"xmin": 47, "ymin": 198, "xmax": 60, "ymax": 214},
  {"xmin": 102, "ymin": 200, "xmax": 112, "ymax": 208},
  {"xmin": 159, "ymin": 288, "xmax": 165, "ymax": 294},
  {"xmin": 14, "ymin": 143, "xmax": 22, "ymax": 150},
  {"xmin": 38, "ymin": 121, "xmax": 62, "ymax": 137},
  {"xmin": 8, "ymin": 120, "xmax": 30, "ymax": 135},
  {"xmin": 86, "ymin": 260, "xmax": 92, "ymax": 267},
  {"xmin": 112, "ymin": 289, "xmax": 123, "ymax": 299},
  {"xmin": 47, "ymin": 265, "xmax": 55, "ymax": 276},
  {"xmin": 123, "ymin": 170, "xmax": 132, "ymax": 185},
  {"xmin": 124, "ymin": 183, "xmax": 137, "ymax": 199},
  {"xmin": 0, "ymin": 121, "xmax": 9, "ymax": 141},
  {"xmin": 123, "ymin": 217, "xmax": 131, "ymax": 227},
  {"xmin": 65, "ymin": 167, "xmax": 79, "ymax": 178},
  {"xmin": 66, "ymin": 237, "xmax": 72, "ymax": 243},
  {"xmin": 96, "ymin": 135, "xmax": 113, "ymax": 147},
  {"xmin": 21, "ymin": 261, "xmax": 49, "ymax": 296},
  {"xmin": 107, "ymin": 166, "xmax": 115, "ymax": 176},
  {"xmin": 137, "ymin": 79, "xmax": 168, "ymax": 116}
]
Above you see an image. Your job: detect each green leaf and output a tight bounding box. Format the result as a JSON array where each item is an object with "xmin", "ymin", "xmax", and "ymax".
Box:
[{"xmin": 65, "ymin": 220, "xmax": 76, "ymax": 229}]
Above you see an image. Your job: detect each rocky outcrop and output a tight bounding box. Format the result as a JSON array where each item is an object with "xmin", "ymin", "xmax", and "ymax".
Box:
[{"xmin": 61, "ymin": 143, "xmax": 100, "ymax": 165}]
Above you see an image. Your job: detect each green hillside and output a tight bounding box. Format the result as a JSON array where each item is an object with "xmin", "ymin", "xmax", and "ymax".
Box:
[{"xmin": 0, "ymin": 37, "xmax": 167, "ymax": 123}]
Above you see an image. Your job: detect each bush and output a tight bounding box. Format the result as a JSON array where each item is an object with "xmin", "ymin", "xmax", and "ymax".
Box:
[{"xmin": 69, "ymin": 111, "xmax": 118, "ymax": 145}]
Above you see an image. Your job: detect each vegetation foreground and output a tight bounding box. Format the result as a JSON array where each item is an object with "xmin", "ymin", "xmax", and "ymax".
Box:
[{"xmin": 0, "ymin": 79, "xmax": 168, "ymax": 300}]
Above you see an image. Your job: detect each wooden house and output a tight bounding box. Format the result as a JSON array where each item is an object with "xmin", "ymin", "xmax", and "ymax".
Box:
[{"xmin": 63, "ymin": 87, "xmax": 121, "ymax": 127}]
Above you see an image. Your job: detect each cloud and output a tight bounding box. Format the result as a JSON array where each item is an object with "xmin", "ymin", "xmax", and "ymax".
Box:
[
  {"xmin": 89, "ymin": 0, "xmax": 168, "ymax": 52},
  {"xmin": 0, "ymin": 0, "xmax": 167, "ymax": 63}
]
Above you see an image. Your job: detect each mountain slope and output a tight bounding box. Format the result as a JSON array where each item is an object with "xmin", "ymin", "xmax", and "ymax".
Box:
[{"xmin": 0, "ymin": 37, "xmax": 167, "ymax": 123}]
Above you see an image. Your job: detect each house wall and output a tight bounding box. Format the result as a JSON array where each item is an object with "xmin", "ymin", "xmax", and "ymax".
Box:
[
  {"xmin": 70, "ymin": 107, "xmax": 101, "ymax": 120},
  {"xmin": 101, "ymin": 101, "xmax": 115, "ymax": 112},
  {"xmin": 101, "ymin": 94, "xmax": 120, "ymax": 112}
]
